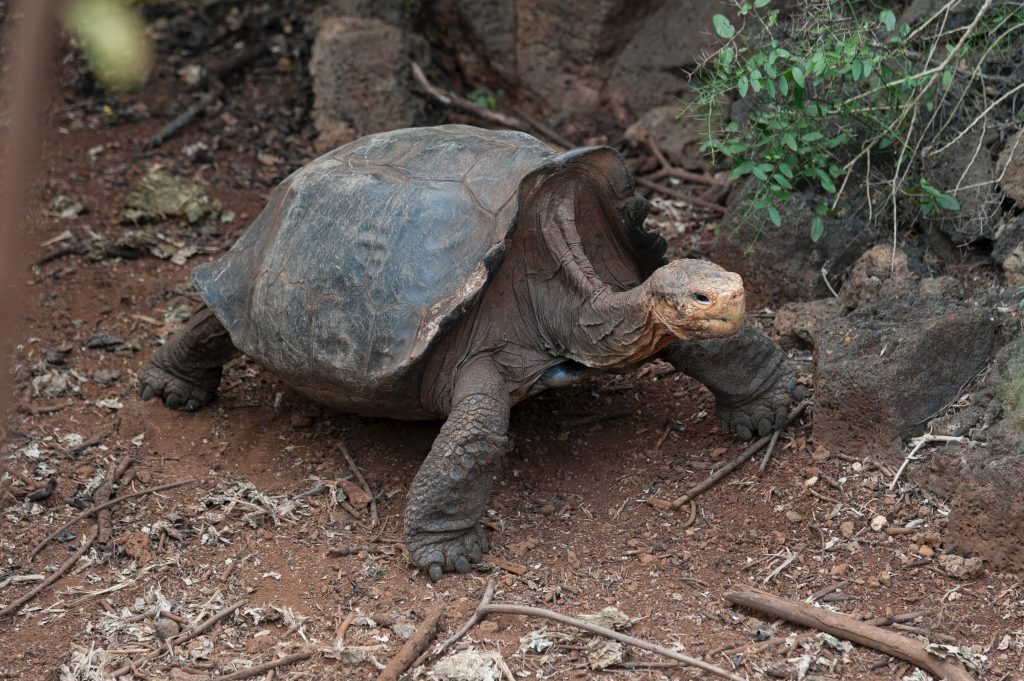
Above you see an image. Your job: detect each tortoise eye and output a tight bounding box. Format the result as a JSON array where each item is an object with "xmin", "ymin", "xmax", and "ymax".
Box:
[{"xmin": 692, "ymin": 292, "xmax": 711, "ymax": 305}]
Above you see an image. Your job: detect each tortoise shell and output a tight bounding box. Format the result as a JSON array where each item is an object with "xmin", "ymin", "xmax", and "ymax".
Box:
[{"xmin": 192, "ymin": 125, "xmax": 664, "ymax": 401}]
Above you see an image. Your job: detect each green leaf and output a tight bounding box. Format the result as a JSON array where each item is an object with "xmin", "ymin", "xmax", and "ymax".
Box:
[
  {"xmin": 801, "ymin": 131, "xmax": 824, "ymax": 142},
  {"xmin": 778, "ymin": 161, "xmax": 794, "ymax": 178},
  {"xmin": 880, "ymin": 9, "xmax": 896, "ymax": 32},
  {"xmin": 755, "ymin": 0, "xmax": 771, "ymax": 7},
  {"xmin": 779, "ymin": 75, "xmax": 789, "ymax": 96},
  {"xmin": 739, "ymin": 2, "xmax": 751, "ymax": 15},
  {"xmin": 936, "ymin": 193, "xmax": 961, "ymax": 211},
  {"xmin": 815, "ymin": 169, "xmax": 836, "ymax": 192},
  {"xmin": 720, "ymin": 47, "xmax": 734, "ymax": 66},
  {"xmin": 752, "ymin": 163, "xmax": 772, "ymax": 180},
  {"xmin": 862, "ymin": 59, "xmax": 873, "ymax": 78},
  {"xmin": 731, "ymin": 160, "xmax": 755, "ymax": 179},
  {"xmin": 772, "ymin": 173, "xmax": 793, "ymax": 190},
  {"xmin": 942, "ymin": 67, "xmax": 953, "ymax": 87},
  {"xmin": 811, "ymin": 216, "xmax": 824, "ymax": 242},
  {"xmin": 792, "ymin": 66, "xmax": 805, "ymax": 88},
  {"xmin": 879, "ymin": 137, "xmax": 894, "ymax": 150},
  {"xmin": 782, "ymin": 133, "xmax": 798, "ymax": 151},
  {"xmin": 768, "ymin": 205, "xmax": 782, "ymax": 226},
  {"xmin": 712, "ymin": 14, "xmax": 736, "ymax": 39},
  {"xmin": 852, "ymin": 60, "xmax": 863, "ymax": 80},
  {"xmin": 738, "ymin": 75, "xmax": 749, "ymax": 97}
]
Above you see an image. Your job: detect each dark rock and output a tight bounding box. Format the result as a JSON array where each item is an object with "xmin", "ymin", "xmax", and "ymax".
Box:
[
  {"xmin": 944, "ymin": 436, "xmax": 1024, "ymax": 572},
  {"xmin": 91, "ymin": 368, "xmax": 121, "ymax": 385},
  {"xmin": 992, "ymin": 214, "xmax": 1024, "ymax": 286},
  {"xmin": 813, "ymin": 291, "xmax": 997, "ymax": 462},
  {"xmin": 85, "ymin": 332, "xmax": 124, "ymax": 350},
  {"xmin": 840, "ymin": 245, "xmax": 918, "ymax": 310},
  {"xmin": 710, "ymin": 188, "xmax": 876, "ymax": 304},
  {"xmin": 43, "ymin": 348, "xmax": 70, "ymax": 366},
  {"xmin": 424, "ymin": 0, "xmax": 727, "ymax": 119},
  {"xmin": 996, "ymin": 127, "xmax": 1023, "ymax": 205},
  {"xmin": 309, "ymin": 16, "xmax": 428, "ymax": 150},
  {"xmin": 773, "ymin": 297, "xmax": 843, "ymax": 348}
]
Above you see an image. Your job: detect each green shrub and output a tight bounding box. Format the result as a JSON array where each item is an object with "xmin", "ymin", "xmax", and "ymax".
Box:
[{"xmin": 690, "ymin": 0, "xmax": 1024, "ymax": 241}]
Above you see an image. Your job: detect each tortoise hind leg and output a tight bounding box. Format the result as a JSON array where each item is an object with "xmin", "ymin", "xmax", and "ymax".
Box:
[{"xmin": 138, "ymin": 306, "xmax": 238, "ymax": 412}]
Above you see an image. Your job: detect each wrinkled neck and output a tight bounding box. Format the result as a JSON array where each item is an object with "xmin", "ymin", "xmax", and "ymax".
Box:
[{"xmin": 556, "ymin": 283, "xmax": 676, "ymax": 368}]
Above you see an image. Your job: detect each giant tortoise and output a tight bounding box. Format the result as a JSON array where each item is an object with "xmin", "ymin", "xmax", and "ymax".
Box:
[{"xmin": 139, "ymin": 125, "xmax": 800, "ymax": 580}]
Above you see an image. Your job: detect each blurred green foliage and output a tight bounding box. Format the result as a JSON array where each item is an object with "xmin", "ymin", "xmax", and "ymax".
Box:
[{"xmin": 63, "ymin": 0, "xmax": 153, "ymax": 90}]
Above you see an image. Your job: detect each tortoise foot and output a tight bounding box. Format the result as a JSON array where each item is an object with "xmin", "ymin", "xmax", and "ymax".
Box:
[
  {"xmin": 407, "ymin": 524, "xmax": 488, "ymax": 581},
  {"xmin": 138, "ymin": 358, "xmax": 219, "ymax": 412},
  {"xmin": 718, "ymin": 374, "xmax": 808, "ymax": 441}
]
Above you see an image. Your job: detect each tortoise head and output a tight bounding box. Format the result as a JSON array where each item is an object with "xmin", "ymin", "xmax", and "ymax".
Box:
[{"xmin": 646, "ymin": 259, "xmax": 745, "ymax": 340}]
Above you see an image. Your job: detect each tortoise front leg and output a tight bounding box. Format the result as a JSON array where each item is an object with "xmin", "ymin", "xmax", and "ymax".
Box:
[
  {"xmin": 405, "ymin": 358, "xmax": 509, "ymax": 581},
  {"xmin": 664, "ymin": 323, "xmax": 804, "ymax": 440}
]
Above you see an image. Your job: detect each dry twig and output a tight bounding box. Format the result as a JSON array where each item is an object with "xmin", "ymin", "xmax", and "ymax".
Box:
[
  {"xmin": 415, "ymin": 576, "xmax": 741, "ymax": 680},
  {"xmin": 648, "ymin": 402, "xmax": 810, "ymax": 511},
  {"xmin": 376, "ymin": 603, "xmax": 446, "ymax": 681},
  {"xmin": 411, "ymin": 62, "xmax": 572, "ymax": 151},
  {"xmin": 0, "ymin": 526, "xmax": 98, "ymax": 618},
  {"xmin": 726, "ymin": 591, "xmax": 973, "ymax": 681},
  {"xmin": 109, "ymin": 599, "xmax": 247, "ymax": 677},
  {"xmin": 29, "ymin": 478, "xmax": 195, "ymax": 561},
  {"xmin": 208, "ymin": 650, "xmax": 314, "ymax": 681},
  {"xmin": 339, "ymin": 444, "xmax": 378, "ymax": 527}
]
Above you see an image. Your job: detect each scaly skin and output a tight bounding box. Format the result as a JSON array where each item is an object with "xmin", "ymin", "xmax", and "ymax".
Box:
[
  {"xmin": 404, "ymin": 360, "xmax": 509, "ymax": 581},
  {"xmin": 138, "ymin": 307, "xmax": 237, "ymax": 411},
  {"xmin": 665, "ymin": 323, "xmax": 805, "ymax": 440}
]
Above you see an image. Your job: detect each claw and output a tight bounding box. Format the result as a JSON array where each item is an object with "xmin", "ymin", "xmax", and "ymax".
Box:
[
  {"xmin": 734, "ymin": 424, "xmax": 752, "ymax": 441},
  {"xmin": 165, "ymin": 393, "xmax": 182, "ymax": 409},
  {"xmin": 140, "ymin": 385, "xmax": 154, "ymax": 401},
  {"xmin": 469, "ymin": 543, "xmax": 482, "ymax": 563},
  {"xmin": 428, "ymin": 564, "xmax": 443, "ymax": 582},
  {"xmin": 454, "ymin": 556, "xmax": 471, "ymax": 573}
]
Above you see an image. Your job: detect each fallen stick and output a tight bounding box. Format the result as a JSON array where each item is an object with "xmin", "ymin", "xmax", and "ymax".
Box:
[
  {"xmin": 148, "ymin": 44, "xmax": 269, "ymax": 149},
  {"xmin": 415, "ymin": 576, "xmax": 496, "ymax": 669},
  {"xmin": 717, "ymin": 608, "xmax": 934, "ymax": 657},
  {"xmin": 376, "ymin": 603, "xmax": 446, "ymax": 681},
  {"xmin": 634, "ymin": 176, "xmax": 727, "ymax": 214},
  {"xmin": 510, "ymin": 105, "xmax": 573, "ymax": 150},
  {"xmin": 481, "ymin": 603, "xmax": 744, "ymax": 681},
  {"xmin": 0, "ymin": 525, "xmax": 98, "ymax": 618},
  {"xmin": 726, "ymin": 591, "xmax": 973, "ymax": 681},
  {"xmin": 411, "ymin": 62, "xmax": 571, "ymax": 152},
  {"xmin": 648, "ymin": 402, "xmax": 809, "ymax": 511},
  {"xmin": 208, "ymin": 650, "xmax": 313, "ymax": 681},
  {"xmin": 757, "ymin": 429, "xmax": 783, "ymax": 475},
  {"xmin": 29, "ymin": 478, "xmax": 196, "ymax": 561},
  {"xmin": 95, "ymin": 452, "xmax": 135, "ymax": 545},
  {"xmin": 109, "ymin": 599, "xmax": 247, "ymax": 677},
  {"xmin": 339, "ymin": 444, "xmax": 378, "ymax": 527}
]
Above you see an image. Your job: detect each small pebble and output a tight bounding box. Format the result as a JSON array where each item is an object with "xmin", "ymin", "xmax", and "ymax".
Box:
[
  {"xmin": 785, "ymin": 510, "xmax": 803, "ymax": 523},
  {"xmin": 870, "ymin": 515, "xmax": 888, "ymax": 532},
  {"xmin": 839, "ymin": 521, "xmax": 855, "ymax": 538}
]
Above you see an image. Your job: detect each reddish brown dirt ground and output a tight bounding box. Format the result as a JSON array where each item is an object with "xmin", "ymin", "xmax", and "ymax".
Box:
[{"xmin": 2, "ymin": 7, "xmax": 1023, "ymax": 681}]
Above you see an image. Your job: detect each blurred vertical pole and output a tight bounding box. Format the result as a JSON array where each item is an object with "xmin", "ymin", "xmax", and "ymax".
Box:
[{"xmin": 0, "ymin": 0, "xmax": 58, "ymax": 429}]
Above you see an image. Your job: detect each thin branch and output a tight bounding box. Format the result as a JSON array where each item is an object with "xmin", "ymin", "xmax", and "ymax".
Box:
[
  {"xmin": 29, "ymin": 478, "xmax": 196, "ymax": 561},
  {"xmin": 0, "ymin": 526, "xmax": 98, "ymax": 618},
  {"xmin": 726, "ymin": 591, "xmax": 974, "ymax": 681},
  {"xmin": 481, "ymin": 603, "xmax": 744, "ymax": 681},
  {"xmin": 376, "ymin": 603, "xmax": 445, "ymax": 681},
  {"xmin": 414, "ymin": 576, "xmax": 496, "ymax": 669},
  {"xmin": 211, "ymin": 650, "xmax": 314, "ymax": 681},
  {"xmin": 339, "ymin": 444, "xmax": 378, "ymax": 528},
  {"xmin": 648, "ymin": 402, "xmax": 810, "ymax": 511}
]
